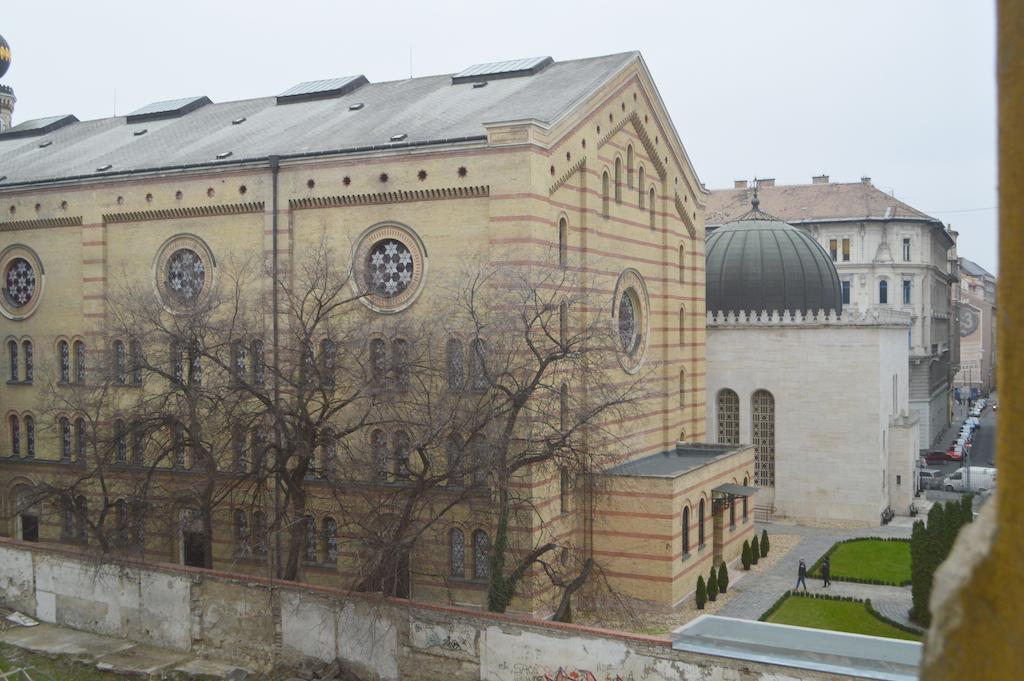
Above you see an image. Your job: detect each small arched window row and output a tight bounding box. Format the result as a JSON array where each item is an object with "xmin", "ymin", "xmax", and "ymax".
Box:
[
  {"xmin": 7, "ymin": 338, "xmax": 33, "ymax": 384},
  {"xmin": 369, "ymin": 336, "xmax": 412, "ymax": 392},
  {"xmin": 7, "ymin": 412, "xmax": 36, "ymax": 459}
]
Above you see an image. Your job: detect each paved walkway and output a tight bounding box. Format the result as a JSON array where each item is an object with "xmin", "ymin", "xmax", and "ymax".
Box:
[{"xmin": 717, "ymin": 522, "xmax": 918, "ymax": 630}]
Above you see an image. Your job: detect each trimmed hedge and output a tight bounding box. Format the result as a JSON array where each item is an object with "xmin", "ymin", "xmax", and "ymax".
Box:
[
  {"xmin": 910, "ymin": 497, "xmax": 973, "ymax": 626},
  {"xmin": 808, "ymin": 537, "xmax": 912, "ymax": 587},
  {"xmin": 865, "ymin": 599, "xmax": 926, "ymax": 636}
]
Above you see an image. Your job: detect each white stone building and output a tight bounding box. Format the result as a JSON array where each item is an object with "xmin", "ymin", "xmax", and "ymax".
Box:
[
  {"xmin": 707, "ymin": 177, "xmax": 959, "ymax": 448},
  {"xmin": 703, "ymin": 201, "xmax": 919, "ymax": 525}
]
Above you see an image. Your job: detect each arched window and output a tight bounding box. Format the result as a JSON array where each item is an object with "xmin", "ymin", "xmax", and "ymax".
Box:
[
  {"xmin": 698, "ymin": 498, "xmax": 706, "ymax": 547},
  {"xmin": 9, "ymin": 414, "xmax": 20, "ymax": 456},
  {"xmin": 649, "ymin": 188, "xmax": 656, "ymax": 229},
  {"xmin": 320, "ymin": 338, "xmax": 336, "ymax": 389},
  {"xmin": 253, "ymin": 511, "xmax": 268, "ymax": 557},
  {"xmin": 113, "ymin": 340, "xmax": 126, "ymax": 384},
  {"xmin": 447, "ymin": 433, "xmax": 463, "ymax": 486},
  {"xmin": 131, "ymin": 422, "xmax": 144, "ymax": 466},
  {"xmin": 371, "ymin": 429, "xmax": 387, "ymax": 480},
  {"xmin": 470, "ymin": 435, "xmax": 488, "ymax": 486},
  {"xmin": 115, "ymin": 499, "xmax": 129, "ymax": 547},
  {"xmin": 560, "ymin": 467, "xmax": 570, "ymax": 514},
  {"xmin": 172, "ymin": 421, "xmax": 186, "ymax": 468},
  {"xmin": 679, "ymin": 245, "xmax": 686, "ymax": 285},
  {"xmin": 7, "ymin": 340, "xmax": 17, "ymax": 382},
  {"xmin": 303, "ymin": 515, "xmax": 317, "ymax": 563},
  {"xmin": 322, "ymin": 517, "xmax": 338, "ymax": 563},
  {"xmin": 231, "ymin": 340, "xmax": 247, "ymax": 382},
  {"xmin": 392, "ymin": 338, "xmax": 409, "ymax": 391},
  {"xmin": 370, "ymin": 338, "xmax": 387, "ymax": 390},
  {"xmin": 129, "ymin": 339, "xmax": 143, "ymax": 385},
  {"xmin": 187, "ymin": 338, "xmax": 202, "ymax": 385},
  {"xmin": 602, "ymin": 171, "xmax": 610, "ymax": 217},
  {"xmin": 879, "ymin": 279, "xmax": 889, "ymax": 304},
  {"xmin": 472, "ymin": 530, "xmax": 491, "ymax": 579},
  {"xmin": 233, "ymin": 509, "xmax": 250, "ymax": 557},
  {"xmin": 59, "ymin": 417, "xmax": 71, "ymax": 461},
  {"xmin": 558, "ymin": 217, "xmax": 568, "ymax": 268},
  {"xmin": 392, "ymin": 429, "xmax": 411, "ymax": 480},
  {"xmin": 232, "ymin": 426, "xmax": 246, "ymax": 473},
  {"xmin": 59, "ymin": 340, "xmax": 70, "ymax": 383},
  {"xmin": 169, "ymin": 341, "xmax": 183, "ymax": 385},
  {"xmin": 729, "ymin": 491, "xmax": 736, "ymax": 528},
  {"xmin": 450, "ymin": 528, "xmax": 466, "ymax": 578},
  {"xmin": 113, "ymin": 419, "xmax": 127, "ymax": 464},
  {"xmin": 470, "ymin": 339, "xmax": 488, "ymax": 393},
  {"xmin": 742, "ymin": 476, "xmax": 749, "ymax": 520},
  {"xmin": 716, "ymin": 389, "xmax": 740, "ymax": 445},
  {"xmin": 60, "ymin": 498, "xmax": 74, "ymax": 541},
  {"xmin": 322, "ymin": 429, "xmax": 337, "ymax": 478},
  {"xmin": 559, "ymin": 301, "xmax": 568, "ymax": 350},
  {"xmin": 22, "ymin": 340, "xmax": 32, "ymax": 383},
  {"xmin": 679, "ymin": 370, "xmax": 686, "ymax": 409},
  {"xmin": 679, "ymin": 306, "xmax": 686, "ymax": 347},
  {"xmin": 24, "ymin": 415, "xmax": 34, "ymax": 458},
  {"xmin": 638, "ymin": 167, "xmax": 646, "ymax": 207},
  {"xmin": 73, "ymin": 340, "xmax": 86, "ymax": 384},
  {"xmin": 752, "ymin": 390, "xmax": 776, "ymax": 487},
  {"xmin": 74, "ymin": 495, "xmax": 88, "ymax": 544},
  {"xmin": 682, "ymin": 505, "xmax": 690, "ymax": 556},
  {"xmin": 614, "ymin": 157, "xmax": 622, "ymax": 203},
  {"xmin": 74, "ymin": 417, "xmax": 86, "ymax": 463},
  {"xmin": 446, "ymin": 338, "xmax": 465, "ymax": 391},
  {"xmin": 250, "ymin": 339, "xmax": 265, "ymax": 386},
  {"xmin": 626, "ymin": 145, "xmax": 634, "ymax": 188}
]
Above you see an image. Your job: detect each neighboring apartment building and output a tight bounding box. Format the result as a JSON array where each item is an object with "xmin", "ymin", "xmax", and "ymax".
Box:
[
  {"xmin": 707, "ymin": 177, "xmax": 960, "ymax": 447},
  {"xmin": 955, "ymin": 257, "xmax": 997, "ymax": 394},
  {"xmin": 0, "ymin": 52, "xmax": 754, "ymax": 615}
]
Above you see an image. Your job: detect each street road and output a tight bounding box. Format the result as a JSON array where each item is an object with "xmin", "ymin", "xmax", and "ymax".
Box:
[{"xmin": 924, "ymin": 401, "xmax": 997, "ymax": 502}]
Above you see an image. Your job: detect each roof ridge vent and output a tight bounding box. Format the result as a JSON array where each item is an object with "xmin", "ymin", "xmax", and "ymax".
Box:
[
  {"xmin": 126, "ymin": 96, "xmax": 212, "ymax": 123},
  {"xmin": 452, "ymin": 56, "xmax": 553, "ymax": 84},
  {"xmin": 0, "ymin": 114, "xmax": 79, "ymax": 139},
  {"xmin": 277, "ymin": 75, "xmax": 369, "ymax": 104}
]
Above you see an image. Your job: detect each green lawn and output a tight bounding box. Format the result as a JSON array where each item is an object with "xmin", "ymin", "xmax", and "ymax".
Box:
[
  {"xmin": 814, "ymin": 539, "xmax": 911, "ymax": 585},
  {"xmin": 0, "ymin": 643, "xmax": 138, "ymax": 680},
  {"xmin": 764, "ymin": 596, "xmax": 920, "ymax": 641}
]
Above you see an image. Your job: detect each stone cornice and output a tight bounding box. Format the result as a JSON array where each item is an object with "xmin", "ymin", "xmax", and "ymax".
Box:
[
  {"xmin": 103, "ymin": 202, "xmax": 265, "ymax": 224},
  {"xmin": 549, "ymin": 157, "xmax": 586, "ymax": 195},
  {"xmin": 290, "ymin": 186, "xmax": 489, "ymax": 210},
  {"xmin": 707, "ymin": 306, "xmax": 912, "ymax": 328},
  {"xmin": 0, "ymin": 215, "xmax": 83, "ymax": 231}
]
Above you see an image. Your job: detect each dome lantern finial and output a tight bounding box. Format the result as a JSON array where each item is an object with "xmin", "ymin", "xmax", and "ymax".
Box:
[{"xmin": 751, "ymin": 184, "xmax": 760, "ymax": 211}]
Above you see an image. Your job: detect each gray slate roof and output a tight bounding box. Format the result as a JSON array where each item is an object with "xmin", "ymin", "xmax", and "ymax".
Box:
[
  {"xmin": 0, "ymin": 52, "xmax": 637, "ymax": 187},
  {"xmin": 603, "ymin": 443, "xmax": 743, "ymax": 478},
  {"xmin": 959, "ymin": 257, "xmax": 994, "ymax": 279}
]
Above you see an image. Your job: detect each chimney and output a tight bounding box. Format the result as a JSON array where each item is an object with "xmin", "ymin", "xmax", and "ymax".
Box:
[
  {"xmin": 861, "ymin": 176, "xmax": 872, "ymax": 185},
  {"xmin": 733, "ymin": 180, "xmax": 747, "ymax": 189},
  {"xmin": 812, "ymin": 174, "xmax": 829, "ymax": 184},
  {"xmin": 0, "ymin": 85, "xmax": 14, "ymax": 132},
  {"xmin": 756, "ymin": 178, "xmax": 775, "ymax": 188}
]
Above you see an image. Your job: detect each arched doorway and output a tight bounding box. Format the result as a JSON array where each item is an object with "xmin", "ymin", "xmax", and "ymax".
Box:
[{"xmin": 13, "ymin": 486, "xmax": 39, "ymax": 542}]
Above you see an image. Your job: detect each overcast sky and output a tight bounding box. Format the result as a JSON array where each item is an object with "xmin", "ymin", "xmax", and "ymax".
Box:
[{"xmin": 1, "ymin": 0, "xmax": 998, "ymax": 272}]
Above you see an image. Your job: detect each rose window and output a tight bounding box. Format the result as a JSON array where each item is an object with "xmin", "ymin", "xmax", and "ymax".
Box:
[
  {"xmin": 618, "ymin": 291, "xmax": 639, "ymax": 355},
  {"xmin": 165, "ymin": 249, "xmax": 206, "ymax": 305},
  {"xmin": 4, "ymin": 257, "xmax": 35, "ymax": 308},
  {"xmin": 365, "ymin": 239, "xmax": 413, "ymax": 298}
]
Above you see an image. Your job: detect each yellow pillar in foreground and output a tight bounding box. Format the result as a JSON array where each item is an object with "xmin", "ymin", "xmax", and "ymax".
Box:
[{"xmin": 921, "ymin": 1, "xmax": 1024, "ymax": 677}]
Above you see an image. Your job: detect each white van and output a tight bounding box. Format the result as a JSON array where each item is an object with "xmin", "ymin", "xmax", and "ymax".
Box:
[{"xmin": 944, "ymin": 466, "xmax": 996, "ymax": 493}]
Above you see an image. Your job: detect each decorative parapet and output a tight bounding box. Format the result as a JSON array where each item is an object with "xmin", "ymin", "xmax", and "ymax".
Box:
[
  {"xmin": 0, "ymin": 215, "xmax": 82, "ymax": 231},
  {"xmin": 103, "ymin": 202, "xmax": 264, "ymax": 223},
  {"xmin": 706, "ymin": 306, "xmax": 913, "ymax": 328}
]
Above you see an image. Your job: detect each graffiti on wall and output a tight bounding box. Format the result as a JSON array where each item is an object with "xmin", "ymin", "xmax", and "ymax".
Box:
[{"xmin": 535, "ymin": 669, "xmax": 627, "ymax": 681}]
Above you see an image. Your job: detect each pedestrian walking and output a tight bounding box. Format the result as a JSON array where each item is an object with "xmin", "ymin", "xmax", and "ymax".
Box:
[
  {"xmin": 822, "ymin": 557, "xmax": 831, "ymax": 588},
  {"xmin": 795, "ymin": 558, "xmax": 808, "ymax": 592}
]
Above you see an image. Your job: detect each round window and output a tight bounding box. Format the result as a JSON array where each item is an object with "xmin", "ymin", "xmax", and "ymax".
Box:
[
  {"xmin": 4, "ymin": 257, "xmax": 36, "ymax": 308},
  {"xmin": 353, "ymin": 223, "xmax": 427, "ymax": 314},
  {"xmin": 164, "ymin": 248, "xmax": 206, "ymax": 305},
  {"xmin": 365, "ymin": 238, "xmax": 414, "ymax": 298},
  {"xmin": 618, "ymin": 290, "xmax": 640, "ymax": 356}
]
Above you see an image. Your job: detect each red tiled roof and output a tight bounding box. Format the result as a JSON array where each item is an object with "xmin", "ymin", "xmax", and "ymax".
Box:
[{"xmin": 706, "ymin": 180, "xmax": 937, "ymax": 226}]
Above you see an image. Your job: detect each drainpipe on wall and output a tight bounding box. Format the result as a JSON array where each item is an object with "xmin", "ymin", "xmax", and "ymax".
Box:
[{"xmin": 269, "ymin": 155, "xmax": 283, "ymax": 579}]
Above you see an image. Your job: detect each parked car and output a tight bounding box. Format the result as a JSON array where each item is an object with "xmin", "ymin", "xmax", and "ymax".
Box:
[
  {"xmin": 919, "ymin": 468, "xmax": 945, "ymax": 490},
  {"xmin": 924, "ymin": 450, "xmax": 953, "ymax": 464},
  {"xmin": 944, "ymin": 466, "xmax": 997, "ymax": 493}
]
